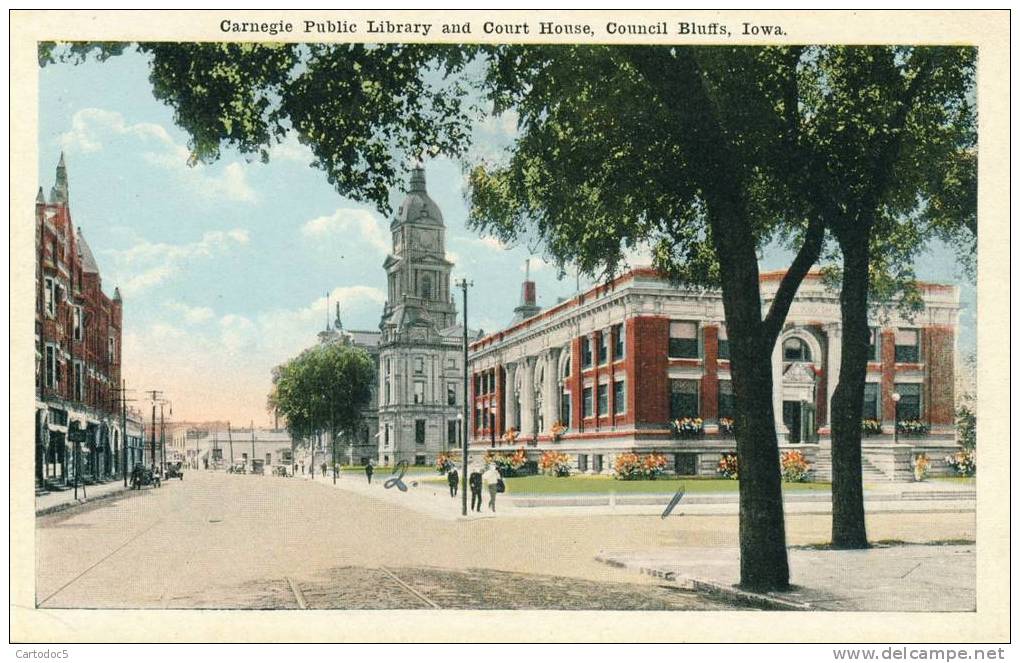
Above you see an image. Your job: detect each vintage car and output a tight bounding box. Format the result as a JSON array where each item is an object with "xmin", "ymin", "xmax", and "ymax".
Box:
[
  {"xmin": 131, "ymin": 464, "xmax": 161, "ymax": 490},
  {"xmin": 165, "ymin": 462, "xmax": 184, "ymax": 480},
  {"xmin": 227, "ymin": 462, "xmax": 246, "ymax": 474}
]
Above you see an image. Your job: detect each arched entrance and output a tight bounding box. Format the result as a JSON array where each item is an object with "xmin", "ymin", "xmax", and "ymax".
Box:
[{"xmin": 780, "ymin": 332, "xmax": 821, "ymax": 444}]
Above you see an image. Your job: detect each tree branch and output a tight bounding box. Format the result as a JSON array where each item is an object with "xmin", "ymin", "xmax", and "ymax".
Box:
[{"xmin": 761, "ymin": 216, "xmax": 826, "ymax": 348}]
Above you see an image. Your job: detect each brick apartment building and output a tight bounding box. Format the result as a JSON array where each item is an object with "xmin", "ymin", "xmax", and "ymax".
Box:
[
  {"xmin": 467, "ymin": 268, "xmax": 961, "ymax": 481},
  {"xmin": 35, "ymin": 154, "xmax": 126, "ymax": 488}
]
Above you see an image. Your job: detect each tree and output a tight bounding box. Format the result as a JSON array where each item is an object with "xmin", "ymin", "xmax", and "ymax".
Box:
[
  {"xmin": 784, "ymin": 47, "xmax": 976, "ymax": 548},
  {"xmin": 270, "ymin": 343, "xmax": 375, "ymax": 458}
]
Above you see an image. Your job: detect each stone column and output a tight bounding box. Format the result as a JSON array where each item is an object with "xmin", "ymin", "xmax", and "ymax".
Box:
[
  {"xmin": 543, "ymin": 348, "xmax": 561, "ymax": 433},
  {"xmin": 504, "ymin": 362, "xmax": 518, "ymax": 432},
  {"xmin": 826, "ymin": 323, "xmax": 842, "ymax": 426},
  {"xmin": 772, "ymin": 339, "xmax": 784, "ymax": 438},
  {"xmin": 520, "ymin": 356, "xmax": 536, "ymax": 438}
]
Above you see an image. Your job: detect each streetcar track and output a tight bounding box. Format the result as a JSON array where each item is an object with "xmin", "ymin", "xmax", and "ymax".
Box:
[{"xmin": 379, "ymin": 566, "xmax": 441, "ymax": 609}]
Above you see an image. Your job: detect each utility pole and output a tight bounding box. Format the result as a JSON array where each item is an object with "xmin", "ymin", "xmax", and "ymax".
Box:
[
  {"xmin": 159, "ymin": 402, "xmax": 167, "ymax": 475},
  {"xmin": 456, "ymin": 278, "xmax": 473, "ymax": 517},
  {"xmin": 227, "ymin": 421, "xmax": 235, "ymax": 468},
  {"xmin": 250, "ymin": 420, "xmax": 256, "ymax": 473},
  {"xmin": 144, "ymin": 390, "xmax": 163, "ymax": 470}
]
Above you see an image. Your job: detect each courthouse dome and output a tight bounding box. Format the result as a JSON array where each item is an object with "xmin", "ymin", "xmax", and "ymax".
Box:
[{"xmin": 392, "ymin": 166, "xmax": 443, "ymax": 228}]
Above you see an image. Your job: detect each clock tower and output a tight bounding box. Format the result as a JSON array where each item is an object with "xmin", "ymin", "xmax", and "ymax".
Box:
[{"xmin": 377, "ymin": 166, "xmax": 466, "ymax": 466}]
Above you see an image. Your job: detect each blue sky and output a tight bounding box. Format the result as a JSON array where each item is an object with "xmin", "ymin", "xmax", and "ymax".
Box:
[{"xmin": 38, "ymin": 49, "xmax": 976, "ymax": 424}]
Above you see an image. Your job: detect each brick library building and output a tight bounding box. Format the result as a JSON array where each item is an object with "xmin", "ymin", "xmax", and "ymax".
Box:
[{"xmin": 467, "ymin": 268, "xmax": 960, "ymax": 481}]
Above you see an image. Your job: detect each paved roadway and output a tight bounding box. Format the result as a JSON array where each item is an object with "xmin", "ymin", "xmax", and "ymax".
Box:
[{"xmin": 35, "ymin": 471, "xmax": 974, "ymax": 610}]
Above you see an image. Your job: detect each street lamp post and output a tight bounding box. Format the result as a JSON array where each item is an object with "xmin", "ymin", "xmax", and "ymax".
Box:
[
  {"xmin": 892, "ymin": 392, "xmax": 901, "ymax": 445},
  {"xmin": 490, "ymin": 405, "xmax": 496, "ymax": 448},
  {"xmin": 456, "ymin": 278, "xmax": 473, "ymax": 517}
]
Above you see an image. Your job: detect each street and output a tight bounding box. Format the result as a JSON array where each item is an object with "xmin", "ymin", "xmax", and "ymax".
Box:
[{"xmin": 35, "ymin": 471, "xmax": 974, "ymax": 610}]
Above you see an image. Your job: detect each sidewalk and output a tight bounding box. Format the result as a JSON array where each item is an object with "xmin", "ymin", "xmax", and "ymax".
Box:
[
  {"xmin": 304, "ymin": 471, "xmax": 974, "ymax": 520},
  {"xmin": 35, "ymin": 479, "xmax": 132, "ymax": 516},
  {"xmin": 596, "ymin": 543, "xmax": 975, "ymax": 611}
]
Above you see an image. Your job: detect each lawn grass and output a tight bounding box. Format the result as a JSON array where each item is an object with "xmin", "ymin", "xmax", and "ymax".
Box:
[{"xmin": 494, "ymin": 475, "xmax": 831, "ymax": 495}]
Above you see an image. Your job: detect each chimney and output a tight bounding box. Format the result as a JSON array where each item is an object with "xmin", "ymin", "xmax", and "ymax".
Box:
[{"xmin": 511, "ymin": 258, "xmax": 542, "ymax": 323}]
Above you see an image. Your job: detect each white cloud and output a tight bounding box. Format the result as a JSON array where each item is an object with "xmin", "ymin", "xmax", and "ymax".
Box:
[
  {"xmin": 61, "ymin": 107, "xmax": 257, "ymax": 203},
  {"xmin": 301, "ymin": 208, "xmax": 389, "ymax": 255},
  {"xmin": 164, "ymin": 301, "xmax": 215, "ymax": 325},
  {"xmin": 106, "ymin": 228, "xmax": 250, "ymax": 296},
  {"xmin": 270, "ymin": 132, "xmax": 315, "ymax": 163}
]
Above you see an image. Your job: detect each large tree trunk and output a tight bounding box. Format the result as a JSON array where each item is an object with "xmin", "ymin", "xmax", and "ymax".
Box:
[{"xmin": 830, "ymin": 234, "xmax": 871, "ymax": 549}]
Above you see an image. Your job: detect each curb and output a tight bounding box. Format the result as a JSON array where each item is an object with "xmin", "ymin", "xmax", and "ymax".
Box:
[
  {"xmin": 36, "ymin": 486, "xmax": 131, "ymax": 517},
  {"xmin": 595, "ymin": 553, "xmax": 812, "ymax": 611}
]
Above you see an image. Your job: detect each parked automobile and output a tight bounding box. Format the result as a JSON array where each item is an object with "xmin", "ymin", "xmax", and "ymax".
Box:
[
  {"xmin": 131, "ymin": 464, "xmax": 161, "ymax": 490},
  {"xmin": 165, "ymin": 462, "xmax": 184, "ymax": 480},
  {"xmin": 227, "ymin": 463, "xmax": 246, "ymax": 474}
]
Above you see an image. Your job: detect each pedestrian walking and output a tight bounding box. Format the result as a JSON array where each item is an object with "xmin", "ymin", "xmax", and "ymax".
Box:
[
  {"xmin": 469, "ymin": 467, "xmax": 483, "ymax": 512},
  {"xmin": 365, "ymin": 462, "xmax": 374, "ymax": 484},
  {"xmin": 447, "ymin": 467, "xmax": 459, "ymax": 497},
  {"xmin": 482, "ymin": 464, "xmax": 501, "ymax": 513},
  {"xmin": 321, "ymin": 462, "xmax": 327, "ymax": 477}
]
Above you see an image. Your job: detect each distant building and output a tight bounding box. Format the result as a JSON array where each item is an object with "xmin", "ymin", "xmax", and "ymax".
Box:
[
  {"xmin": 468, "ymin": 268, "xmax": 960, "ymax": 481},
  {"xmin": 375, "ymin": 167, "xmax": 479, "ymax": 466},
  {"xmin": 35, "ymin": 154, "xmax": 125, "ymax": 488}
]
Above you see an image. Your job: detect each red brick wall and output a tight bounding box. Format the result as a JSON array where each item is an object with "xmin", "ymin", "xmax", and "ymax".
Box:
[
  {"xmin": 630, "ymin": 316, "xmax": 670, "ymax": 425},
  {"xmin": 570, "ymin": 336, "xmax": 583, "ymax": 431},
  {"xmin": 923, "ymin": 326, "xmax": 955, "ymax": 425},
  {"xmin": 495, "ymin": 364, "xmax": 505, "ymax": 435},
  {"xmin": 702, "ymin": 325, "xmax": 719, "ymax": 421}
]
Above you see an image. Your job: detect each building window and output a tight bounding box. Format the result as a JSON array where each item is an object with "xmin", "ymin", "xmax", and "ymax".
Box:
[
  {"xmin": 894, "ymin": 328, "xmax": 920, "ymax": 363},
  {"xmin": 474, "ymin": 405, "xmax": 482, "ymax": 432},
  {"xmin": 582, "ymin": 386, "xmax": 593, "ymax": 418},
  {"xmin": 414, "ymin": 356, "xmax": 425, "ymax": 374},
  {"xmin": 613, "ymin": 324, "xmax": 624, "ymax": 360},
  {"xmin": 385, "ymin": 380, "xmax": 391, "ymax": 405},
  {"xmin": 894, "ymin": 383, "xmax": 922, "ymax": 421},
  {"xmin": 582, "ymin": 337, "xmax": 593, "ymax": 368},
  {"xmin": 73, "ymin": 361, "xmax": 84, "ymax": 401},
  {"xmin": 718, "ymin": 380, "xmax": 735, "ymax": 419},
  {"xmin": 447, "ymin": 382, "xmax": 457, "ymax": 406},
  {"xmin": 668, "ymin": 321, "xmax": 699, "ymax": 359},
  {"xmin": 597, "ymin": 383, "xmax": 608, "ymax": 416},
  {"xmin": 446, "ymin": 357, "xmax": 456, "ymax": 370},
  {"xmin": 577, "ymin": 454, "xmax": 588, "ymax": 472},
  {"xmin": 717, "ymin": 325, "xmax": 730, "ymax": 360},
  {"xmin": 421, "ymin": 274, "xmax": 432, "ymax": 300},
  {"xmin": 669, "ymin": 379, "xmax": 700, "ymax": 419},
  {"xmin": 598, "ymin": 332, "xmax": 609, "ymax": 366},
  {"xmin": 415, "ymin": 454, "xmax": 426, "ymax": 466},
  {"xmin": 415, "ymin": 419, "xmax": 426, "ymax": 445},
  {"xmin": 413, "ymin": 381, "xmax": 426, "ymax": 404},
  {"xmin": 72, "ymin": 306, "xmax": 83, "ymax": 341},
  {"xmin": 473, "ymin": 374, "xmax": 480, "ymax": 396},
  {"xmin": 593, "ymin": 454, "xmax": 604, "ymax": 473},
  {"xmin": 447, "ymin": 419, "xmax": 458, "ymax": 446},
  {"xmin": 108, "ymin": 336, "xmax": 116, "ymax": 362},
  {"xmin": 783, "ymin": 337, "xmax": 812, "ymax": 362},
  {"xmin": 44, "ymin": 278, "xmax": 55, "ymax": 316},
  {"xmin": 868, "ymin": 327, "xmax": 880, "ymax": 361},
  {"xmin": 563, "ymin": 353, "xmax": 571, "ymax": 377},
  {"xmin": 863, "ymin": 382, "xmax": 880, "ymax": 420},
  {"xmin": 560, "ymin": 391, "xmax": 571, "ymax": 427},
  {"xmin": 613, "ymin": 380, "xmax": 626, "ymax": 414},
  {"xmin": 45, "ymin": 345, "xmax": 58, "ymax": 388}
]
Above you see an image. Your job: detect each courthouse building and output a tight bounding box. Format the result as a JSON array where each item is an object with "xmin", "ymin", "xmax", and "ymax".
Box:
[
  {"xmin": 35, "ymin": 154, "xmax": 125, "ymax": 488},
  {"xmin": 467, "ymin": 268, "xmax": 961, "ymax": 481}
]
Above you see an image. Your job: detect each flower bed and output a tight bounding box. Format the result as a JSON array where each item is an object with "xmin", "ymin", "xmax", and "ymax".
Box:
[
  {"xmin": 538, "ymin": 451, "xmax": 572, "ymax": 477},
  {"xmin": 897, "ymin": 419, "xmax": 930, "ymax": 436},
  {"xmin": 716, "ymin": 452, "xmax": 739, "ymax": 480},
  {"xmin": 718, "ymin": 417, "xmax": 735, "ymax": 436},
  {"xmin": 484, "ymin": 447, "xmax": 527, "ymax": 477},
  {"xmin": 614, "ymin": 452, "xmax": 668, "ymax": 480},
  {"xmin": 671, "ymin": 417, "xmax": 704, "ymax": 438},
  {"xmin": 913, "ymin": 452, "xmax": 931, "ymax": 481},
  {"xmin": 435, "ymin": 452, "xmax": 456, "ymax": 475},
  {"xmin": 944, "ymin": 448, "xmax": 976, "ymax": 477},
  {"xmin": 861, "ymin": 418, "xmax": 883, "ymax": 436},
  {"xmin": 780, "ymin": 450, "xmax": 811, "ymax": 483},
  {"xmin": 501, "ymin": 428, "xmax": 519, "ymax": 445},
  {"xmin": 550, "ymin": 421, "xmax": 567, "ymax": 441}
]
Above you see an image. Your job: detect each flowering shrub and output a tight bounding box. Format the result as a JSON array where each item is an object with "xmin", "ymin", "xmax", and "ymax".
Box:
[
  {"xmin": 550, "ymin": 421, "xmax": 568, "ymax": 440},
  {"xmin": 485, "ymin": 447, "xmax": 527, "ymax": 477},
  {"xmin": 717, "ymin": 453, "xmax": 739, "ymax": 479},
  {"xmin": 861, "ymin": 419, "xmax": 883, "ymax": 436},
  {"xmin": 718, "ymin": 417, "xmax": 735, "ymax": 436},
  {"xmin": 672, "ymin": 417, "xmax": 704, "ymax": 438},
  {"xmin": 898, "ymin": 419, "xmax": 930, "ymax": 436},
  {"xmin": 613, "ymin": 452, "xmax": 669, "ymax": 480},
  {"xmin": 641, "ymin": 453, "xmax": 669, "ymax": 479},
  {"xmin": 502, "ymin": 428, "xmax": 519, "ymax": 444},
  {"xmin": 944, "ymin": 449, "xmax": 976, "ymax": 477},
  {"xmin": 435, "ymin": 452, "xmax": 456, "ymax": 475},
  {"xmin": 538, "ymin": 451, "xmax": 572, "ymax": 477},
  {"xmin": 780, "ymin": 450, "xmax": 811, "ymax": 483},
  {"xmin": 913, "ymin": 453, "xmax": 931, "ymax": 481}
]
